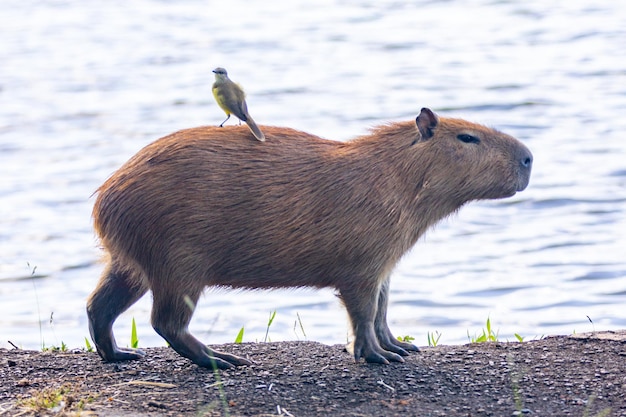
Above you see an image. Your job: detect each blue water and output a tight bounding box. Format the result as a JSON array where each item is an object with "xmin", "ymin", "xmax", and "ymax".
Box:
[{"xmin": 1, "ymin": 0, "xmax": 625, "ymax": 351}]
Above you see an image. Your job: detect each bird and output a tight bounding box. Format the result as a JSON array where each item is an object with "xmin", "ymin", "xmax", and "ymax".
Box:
[{"xmin": 211, "ymin": 67, "xmax": 265, "ymax": 142}]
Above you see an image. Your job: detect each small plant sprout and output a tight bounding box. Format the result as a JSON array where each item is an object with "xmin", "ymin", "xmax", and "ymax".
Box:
[
  {"xmin": 234, "ymin": 327, "xmax": 245, "ymax": 344},
  {"xmin": 27, "ymin": 262, "xmax": 45, "ymax": 350},
  {"xmin": 42, "ymin": 342, "xmax": 68, "ymax": 352},
  {"xmin": 587, "ymin": 315, "xmax": 596, "ymax": 332},
  {"xmin": 264, "ymin": 310, "xmax": 277, "ymax": 343},
  {"xmin": 294, "ymin": 312, "xmax": 307, "ymax": 340},
  {"xmin": 396, "ymin": 334, "xmax": 415, "ymax": 344},
  {"xmin": 17, "ymin": 384, "xmax": 70, "ymax": 412},
  {"xmin": 17, "ymin": 383, "xmax": 95, "ymax": 414},
  {"xmin": 48, "ymin": 312, "xmax": 65, "ymax": 351},
  {"xmin": 514, "ymin": 333, "xmax": 524, "ymax": 342},
  {"xmin": 427, "ymin": 331, "xmax": 442, "ymax": 347},
  {"xmin": 27, "ymin": 262, "xmax": 37, "ymax": 276},
  {"xmin": 468, "ymin": 317, "xmax": 499, "ymax": 343},
  {"xmin": 84, "ymin": 337, "xmax": 94, "ymax": 352},
  {"xmin": 131, "ymin": 317, "xmax": 139, "ymax": 349}
]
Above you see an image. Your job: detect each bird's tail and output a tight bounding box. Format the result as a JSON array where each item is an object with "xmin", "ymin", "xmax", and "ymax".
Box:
[{"xmin": 245, "ymin": 116, "xmax": 265, "ymax": 142}]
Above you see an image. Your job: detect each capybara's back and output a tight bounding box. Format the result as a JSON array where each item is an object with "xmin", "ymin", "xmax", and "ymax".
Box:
[{"xmin": 87, "ymin": 108, "xmax": 532, "ymax": 369}]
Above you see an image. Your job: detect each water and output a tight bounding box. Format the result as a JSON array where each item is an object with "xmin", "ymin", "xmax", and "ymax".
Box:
[{"xmin": 1, "ymin": 0, "xmax": 625, "ymax": 351}]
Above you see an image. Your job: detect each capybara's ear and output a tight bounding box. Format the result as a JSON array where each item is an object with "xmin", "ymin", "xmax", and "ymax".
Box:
[{"xmin": 415, "ymin": 108, "xmax": 439, "ymax": 141}]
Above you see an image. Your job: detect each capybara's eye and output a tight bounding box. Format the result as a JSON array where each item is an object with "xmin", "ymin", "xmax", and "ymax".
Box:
[{"xmin": 457, "ymin": 134, "xmax": 480, "ymax": 144}]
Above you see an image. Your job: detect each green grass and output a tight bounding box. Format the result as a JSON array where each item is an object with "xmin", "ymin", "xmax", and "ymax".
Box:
[
  {"xmin": 17, "ymin": 384, "xmax": 70, "ymax": 412},
  {"xmin": 397, "ymin": 334, "xmax": 415, "ymax": 344},
  {"xmin": 42, "ymin": 341, "xmax": 68, "ymax": 352},
  {"xmin": 27, "ymin": 262, "xmax": 45, "ymax": 350},
  {"xmin": 26, "ymin": 261, "xmax": 75, "ymax": 353},
  {"xmin": 16, "ymin": 383, "xmax": 95, "ymax": 414},
  {"xmin": 427, "ymin": 331, "xmax": 442, "ymax": 347},
  {"xmin": 234, "ymin": 326, "xmax": 245, "ymax": 344},
  {"xmin": 294, "ymin": 312, "xmax": 307, "ymax": 340},
  {"xmin": 231, "ymin": 314, "xmax": 532, "ymax": 350},
  {"xmin": 84, "ymin": 337, "xmax": 94, "ymax": 352},
  {"xmin": 131, "ymin": 317, "xmax": 139, "ymax": 348},
  {"xmin": 463, "ymin": 317, "xmax": 536, "ymax": 344},
  {"xmin": 235, "ymin": 312, "xmax": 306, "ymax": 343},
  {"xmin": 468, "ymin": 317, "xmax": 499, "ymax": 343},
  {"xmin": 263, "ymin": 310, "xmax": 277, "ymax": 343}
]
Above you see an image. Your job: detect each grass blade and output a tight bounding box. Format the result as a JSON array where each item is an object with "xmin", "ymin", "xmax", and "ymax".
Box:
[
  {"xmin": 131, "ymin": 317, "xmax": 139, "ymax": 349},
  {"xmin": 234, "ymin": 327, "xmax": 244, "ymax": 344},
  {"xmin": 264, "ymin": 310, "xmax": 277, "ymax": 343}
]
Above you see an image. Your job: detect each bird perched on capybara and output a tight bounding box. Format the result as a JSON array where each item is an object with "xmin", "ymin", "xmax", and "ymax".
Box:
[
  {"xmin": 212, "ymin": 67, "xmax": 265, "ymax": 142},
  {"xmin": 86, "ymin": 108, "xmax": 532, "ymax": 369}
]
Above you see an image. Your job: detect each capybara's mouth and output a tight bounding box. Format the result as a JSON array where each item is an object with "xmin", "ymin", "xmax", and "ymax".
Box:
[{"xmin": 516, "ymin": 173, "xmax": 531, "ymax": 192}]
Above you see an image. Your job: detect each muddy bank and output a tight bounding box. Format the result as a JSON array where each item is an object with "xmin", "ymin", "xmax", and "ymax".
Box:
[{"xmin": 1, "ymin": 331, "xmax": 625, "ymax": 416}]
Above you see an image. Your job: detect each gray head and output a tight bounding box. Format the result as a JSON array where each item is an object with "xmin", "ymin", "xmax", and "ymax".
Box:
[{"xmin": 212, "ymin": 67, "xmax": 228, "ymax": 79}]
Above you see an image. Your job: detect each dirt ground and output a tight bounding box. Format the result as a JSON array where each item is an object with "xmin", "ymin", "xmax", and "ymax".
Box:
[{"xmin": 1, "ymin": 331, "xmax": 625, "ymax": 417}]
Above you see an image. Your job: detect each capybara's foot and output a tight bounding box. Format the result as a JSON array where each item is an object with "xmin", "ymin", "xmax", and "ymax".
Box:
[
  {"xmin": 156, "ymin": 329, "xmax": 252, "ymax": 369},
  {"xmin": 189, "ymin": 349, "xmax": 252, "ymax": 369},
  {"xmin": 213, "ymin": 350, "xmax": 252, "ymax": 368},
  {"xmin": 392, "ymin": 338, "xmax": 420, "ymax": 352},
  {"xmin": 352, "ymin": 337, "xmax": 405, "ymax": 364},
  {"xmin": 99, "ymin": 346, "xmax": 146, "ymax": 362}
]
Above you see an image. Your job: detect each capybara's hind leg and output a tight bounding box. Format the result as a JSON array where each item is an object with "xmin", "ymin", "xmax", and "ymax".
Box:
[
  {"xmin": 374, "ymin": 277, "xmax": 419, "ymax": 355},
  {"xmin": 86, "ymin": 262, "xmax": 148, "ymax": 362},
  {"xmin": 150, "ymin": 287, "xmax": 251, "ymax": 369}
]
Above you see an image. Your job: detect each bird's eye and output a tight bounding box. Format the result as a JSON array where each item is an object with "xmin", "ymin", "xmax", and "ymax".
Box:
[{"xmin": 457, "ymin": 134, "xmax": 480, "ymax": 144}]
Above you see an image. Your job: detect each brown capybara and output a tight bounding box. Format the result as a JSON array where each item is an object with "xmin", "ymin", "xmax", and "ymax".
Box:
[{"xmin": 86, "ymin": 108, "xmax": 532, "ymax": 369}]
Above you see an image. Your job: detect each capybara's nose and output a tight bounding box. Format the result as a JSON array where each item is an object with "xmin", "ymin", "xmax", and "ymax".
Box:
[
  {"xmin": 516, "ymin": 147, "xmax": 533, "ymax": 192},
  {"xmin": 520, "ymin": 148, "xmax": 533, "ymax": 171}
]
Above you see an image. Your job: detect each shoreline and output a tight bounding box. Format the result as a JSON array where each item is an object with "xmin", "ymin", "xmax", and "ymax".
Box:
[{"xmin": 1, "ymin": 331, "xmax": 625, "ymax": 416}]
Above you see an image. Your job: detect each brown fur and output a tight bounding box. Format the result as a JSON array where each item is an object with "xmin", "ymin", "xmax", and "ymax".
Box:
[{"xmin": 86, "ymin": 108, "xmax": 532, "ymax": 369}]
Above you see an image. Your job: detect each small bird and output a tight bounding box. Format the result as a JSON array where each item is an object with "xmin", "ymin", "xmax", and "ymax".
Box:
[{"xmin": 212, "ymin": 67, "xmax": 265, "ymax": 142}]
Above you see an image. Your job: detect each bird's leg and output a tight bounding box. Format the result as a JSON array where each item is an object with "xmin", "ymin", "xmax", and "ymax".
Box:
[{"xmin": 219, "ymin": 114, "xmax": 230, "ymax": 127}]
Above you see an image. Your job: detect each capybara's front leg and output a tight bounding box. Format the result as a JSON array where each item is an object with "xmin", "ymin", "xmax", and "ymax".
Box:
[
  {"xmin": 340, "ymin": 283, "xmax": 405, "ymax": 364},
  {"xmin": 374, "ymin": 277, "xmax": 419, "ymax": 355},
  {"xmin": 86, "ymin": 264, "xmax": 148, "ymax": 362},
  {"xmin": 150, "ymin": 289, "xmax": 251, "ymax": 369}
]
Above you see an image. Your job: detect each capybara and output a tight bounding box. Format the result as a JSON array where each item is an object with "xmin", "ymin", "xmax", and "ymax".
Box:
[{"xmin": 86, "ymin": 108, "xmax": 532, "ymax": 369}]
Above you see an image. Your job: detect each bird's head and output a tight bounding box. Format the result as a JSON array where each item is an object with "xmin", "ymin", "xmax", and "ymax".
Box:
[{"xmin": 212, "ymin": 67, "xmax": 228, "ymax": 80}]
